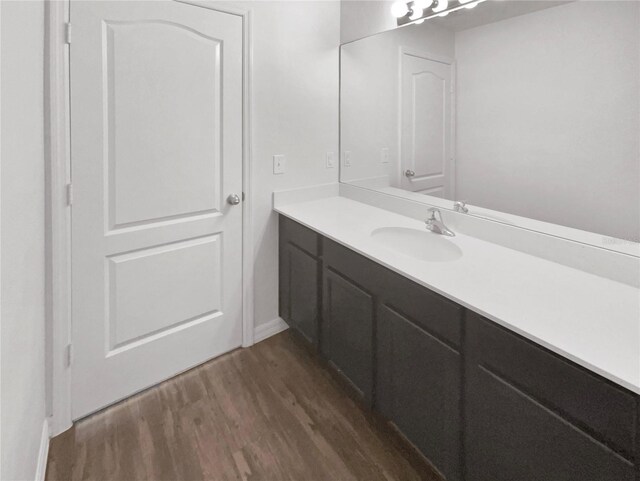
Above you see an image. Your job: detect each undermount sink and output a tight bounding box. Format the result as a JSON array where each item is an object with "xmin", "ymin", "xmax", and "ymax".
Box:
[{"xmin": 371, "ymin": 226, "xmax": 463, "ymax": 262}]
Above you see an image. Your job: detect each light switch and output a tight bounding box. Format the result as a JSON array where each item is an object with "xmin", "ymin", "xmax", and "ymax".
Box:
[
  {"xmin": 343, "ymin": 151, "xmax": 352, "ymax": 167},
  {"xmin": 381, "ymin": 147, "xmax": 390, "ymax": 164},
  {"xmin": 273, "ymin": 154, "xmax": 285, "ymax": 175},
  {"xmin": 326, "ymin": 152, "xmax": 335, "ymax": 169}
]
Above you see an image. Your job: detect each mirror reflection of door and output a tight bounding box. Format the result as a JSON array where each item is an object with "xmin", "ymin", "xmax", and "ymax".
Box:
[{"xmin": 399, "ymin": 49, "xmax": 454, "ymax": 199}]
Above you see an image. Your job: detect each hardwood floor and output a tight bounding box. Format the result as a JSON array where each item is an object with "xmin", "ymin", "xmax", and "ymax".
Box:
[{"xmin": 47, "ymin": 331, "xmax": 442, "ymax": 481}]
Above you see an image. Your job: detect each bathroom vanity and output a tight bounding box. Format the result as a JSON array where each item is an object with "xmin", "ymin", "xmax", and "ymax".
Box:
[
  {"xmin": 276, "ymin": 192, "xmax": 640, "ymax": 481},
  {"xmin": 274, "ymin": 1, "xmax": 640, "ymax": 479}
]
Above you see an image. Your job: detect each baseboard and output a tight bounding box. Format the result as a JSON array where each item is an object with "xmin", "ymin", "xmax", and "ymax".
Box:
[
  {"xmin": 35, "ymin": 419, "xmax": 50, "ymax": 481},
  {"xmin": 253, "ymin": 317, "xmax": 289, "ymax": 344}
]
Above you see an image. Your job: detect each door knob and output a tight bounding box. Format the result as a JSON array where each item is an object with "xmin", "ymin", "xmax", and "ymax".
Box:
[
  {"xmin": 405, "ymin": 169, "xmax": 415, "ymax": 178},
  {"xmin": 227, "ymin": 194, "xmax": 241, "ymax": 205}
]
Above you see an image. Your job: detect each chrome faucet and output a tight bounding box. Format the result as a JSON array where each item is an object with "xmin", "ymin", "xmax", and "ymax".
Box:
[
  {"xmin": 425, "ymin": 208, "xmax": 455, "ymax": 237},
  {"xmin": 453, "ymin": 200, "xmax": 469, "ymax": 214}
]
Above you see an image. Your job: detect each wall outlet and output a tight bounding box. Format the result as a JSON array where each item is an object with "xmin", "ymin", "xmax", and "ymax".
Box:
[
  {"xmin": 381, "ymin": 147, "xmax": 390, "ymax": 164},
  {"xmin": 273, "ymin": 154, "xmax": 285, "ymax": 175},
  {"xmin": 326, "ymin": 152, "xmax": 335, "ymax": 169},
  {"xmin": 343, "ymin": 151, "xmax": 352, "ymax": 167}
]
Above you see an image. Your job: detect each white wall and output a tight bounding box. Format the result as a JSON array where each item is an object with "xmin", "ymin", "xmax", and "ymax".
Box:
[
  {"xmin": 237, "ymin": 1, "xmax": 341, "ymax": 327},
  {"xmin": 340, "ymin": 0, "xmax": 395, "ymax": 44},
  {"xmin": 455, "ymin": 1, "xmax": 640, "ymax": 241},
  {"xmin": 341, "ymin": 23, "xmax": 454, "ymax": 185},
  {"xmin": 1, "ymin": 1, "xmax": 48, "ymax": 480}
]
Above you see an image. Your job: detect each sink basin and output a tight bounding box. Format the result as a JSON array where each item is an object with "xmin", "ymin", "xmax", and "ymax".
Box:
[{"xmin": 371, "ymin": 226, "xmax": 463, "ymax": 262}]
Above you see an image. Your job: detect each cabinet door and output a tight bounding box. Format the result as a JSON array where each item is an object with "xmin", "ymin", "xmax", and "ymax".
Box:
[
  {"xmin": 322, "ymin": 268, "xmax": 374, "ymax": 403},
  {"xmin": 465, "ymin": 314, "xmax": 636, "ymax": 481},
  {"xmin": 279, "ymin": 217, "xmax": 320, "ymax": 346},
  {"xmin": 377, "ymin": 305, "xmax": 462, "ymax": 481}
]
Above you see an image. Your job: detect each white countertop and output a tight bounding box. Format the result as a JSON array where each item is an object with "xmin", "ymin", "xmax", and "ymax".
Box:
[{"xmin": 275, "ymin": 195, "xmax": 640, "ymax": 394}]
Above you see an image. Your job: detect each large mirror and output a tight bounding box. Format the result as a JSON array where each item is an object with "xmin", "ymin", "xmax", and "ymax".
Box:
[{"xmin": 340, "ymin": 0, "xmax": 639, "ymax": 244}]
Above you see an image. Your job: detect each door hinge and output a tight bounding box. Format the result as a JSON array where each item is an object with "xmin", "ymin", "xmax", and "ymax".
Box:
[
  {"xmin": 66, "ymin": 183, "xmax": 73, "ymax": 206},
  {"xmin": 65, "ymin": 23, "xmax": 72, "ymax": 44},
  {"xmin": 65, "ymin": 344, "xmax": 73, "ymax": 367}
]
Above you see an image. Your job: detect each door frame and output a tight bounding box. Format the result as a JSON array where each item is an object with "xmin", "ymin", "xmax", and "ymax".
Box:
[
  {"xmin": 45, "ymin": 0, "xmax": 254, "ymax": 436},
  {"xmin": 396, "ymin": 46, "xmax": 456, "ymax": 196}
]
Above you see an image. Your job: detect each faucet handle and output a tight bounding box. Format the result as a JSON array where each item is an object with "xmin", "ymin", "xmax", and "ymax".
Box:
[{"xmin": 453, "ymin": 200, "xmax": 469, "ymax": 214}]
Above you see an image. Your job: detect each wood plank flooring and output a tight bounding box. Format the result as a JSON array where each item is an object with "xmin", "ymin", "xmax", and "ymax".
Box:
[{"xmin": 47, "ymin": 331, "xmax": 442, "ymax": 481}]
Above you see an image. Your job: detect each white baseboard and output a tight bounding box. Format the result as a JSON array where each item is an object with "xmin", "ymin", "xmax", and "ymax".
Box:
[
  {"xmin": 35, "ymin": 419, "xmax": 50, "ymax": 481},
  {"xmin": 253, "ymin": 317, "xmax": 289, "ymax": 344}
]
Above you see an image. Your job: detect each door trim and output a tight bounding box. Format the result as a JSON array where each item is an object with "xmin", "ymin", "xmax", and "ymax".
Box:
[
  {"xmin": 396, "ymin": 46, "xmax": 456, "ymax": 196},
  {"xmin": 45, "ymin": 0, "xmax": 254, "ymax": 436}
]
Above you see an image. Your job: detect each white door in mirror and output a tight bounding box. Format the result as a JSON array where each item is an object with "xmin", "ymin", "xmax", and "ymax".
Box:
[
  {"xmin": 400, "ymin": 51, "xmax": 454, "ymax": 199},
  {"xmin": 70, "ymin": 0, "xmax": 244, "ymax": 419}
]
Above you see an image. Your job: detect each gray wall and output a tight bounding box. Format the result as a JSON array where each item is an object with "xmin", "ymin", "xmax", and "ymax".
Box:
[
  {"xmin": 1, "ymin": 1, "xmax": 48, "ymax": 480},
  {"xmin": 340, "ymin": 0, "xmax": 395, "ymax": 44},
  {"xmin": 234, "ymin": 1, "xmax": 341, "ymax": 328}
]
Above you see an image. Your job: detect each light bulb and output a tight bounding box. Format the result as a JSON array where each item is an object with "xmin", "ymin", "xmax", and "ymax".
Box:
[
  {"xmin": 438, "ymin": 10, "xmax": 449, "ymax": 16},
  {"xmin": 433, "ymin": 0, "xmax": 448, "ymax": 12},
  {"xmin": 464, "ymin": 1, "xmax": 478, "ymax": 7},
  {"xmin": 409, "ymin": 7, "xmax": 423, "ymax": 20},
  {"xmin": 415, "ymin": 18, "xmax": 425, "ymax": 24},
  {"xmin": 413, "ymin": 0, "xmax": 434, "ymax": 9},
  {"xmin": 459, "ymin": 0, "xmax": 473, "ymax": 3},
  {"xmin": 390, "ymin": 1, "xmax": 410, "ymax": 17}
]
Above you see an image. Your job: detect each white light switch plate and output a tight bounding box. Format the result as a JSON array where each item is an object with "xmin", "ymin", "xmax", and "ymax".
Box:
[
  {"xmin": 343, "ymin": 151, "xmax": 352, "ymax": 167},
  {"xmin": 326, "ymin": 152, "xmax": 335, "ymax": 169},
  {"xmin": 273, "ymin": 154, "xmax": 285, "ymax": 175},
  {"xmin": 381, "ymin": 147, "xmax": 390, "ymax": 164}
]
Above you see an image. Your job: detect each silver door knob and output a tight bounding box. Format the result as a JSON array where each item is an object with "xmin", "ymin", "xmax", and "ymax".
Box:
[
  {"xmin": 227, "ymin": 194, "xmax": 241, "ymax": 205},
  {"xmin": 405, "ymin": 169, "xmax": 415, "ymax": 178}
]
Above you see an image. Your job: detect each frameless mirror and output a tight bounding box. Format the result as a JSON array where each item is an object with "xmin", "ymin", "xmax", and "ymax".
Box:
[{"xmin": 340, "ymin": 0, "xmax": 639, "ymax": 244}]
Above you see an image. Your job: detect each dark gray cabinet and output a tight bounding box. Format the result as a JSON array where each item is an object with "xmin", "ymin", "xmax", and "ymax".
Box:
[
  {"xmin": 279, "ymin": 216, "xmax": 321, "ymax": 346},
  {"xmin": 377, "ymin": 269, "xmax": 464, "ymax": 481},
  {"xmin": 377, "ymin": 305, "xmax": 462, "ymax": 481},
  {"xmin": 321, "ymin": 238, "xmax": 383, "ymax": 405},
  {"xmin": 465, "ymin": 312, "xmax": 638, "ymax": 481},
  {"xmin": 278, "ymin": 215, "xmax": 640, "ymax": 481},
  {"xmin": 322, "ymin": 267, "xmax": 374, "ymax": 402}
]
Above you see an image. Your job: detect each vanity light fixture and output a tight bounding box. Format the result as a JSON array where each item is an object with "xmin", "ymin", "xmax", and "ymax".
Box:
[
  {"xmin": 432, "ymin": 0, "xmax": 449, "ymax": 13},
  {"xmin": 409, "ymin": 7, "xmax": 423, "ymax": 20},
  {"xmin": 392, "ymin": 0, "xmax": 487, "ymax": 26},
  {"xmin": 391, "ymin": 1, "xmax": 410, "ymax": 18}
]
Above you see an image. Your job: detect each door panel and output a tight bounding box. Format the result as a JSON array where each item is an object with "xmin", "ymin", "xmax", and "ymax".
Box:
[
  {"xmin": 71, "ymin": 1, "xmax": 243, "ymax": 418},
  {"xmin": 107, "ymin": 236, "xmax": 222, "ymax": 350},
  {"xmin": 322, "ymin": 268, "xmax": 374, "ymax": 403},
  {"xmin": 400, "ymin": 51, "xmax": 454, "ymax": 198},
  {"xmin": 106, "ymin": 20, "xmax": 222, "ymax": 227},
  {"xmin": 377, "ymin": 305, "xmax": 462, "ymax": 481},
  {"xmin": 288, "ymin": 246, "xmax": 320, "ymax": 345}
]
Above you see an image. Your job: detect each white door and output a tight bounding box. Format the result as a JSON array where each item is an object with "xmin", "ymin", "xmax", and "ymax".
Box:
[
  {"xmin": 400, "ymin": 51, "xmax": 454, "ymax": 198},
  {"xmin": 70, "ymin": 1, "xmax": 243, "ymax": 418}
]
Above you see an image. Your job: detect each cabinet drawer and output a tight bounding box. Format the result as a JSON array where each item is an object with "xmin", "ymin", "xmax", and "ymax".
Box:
[
  {"xmin": 323, "ymin": 238, "xmax": 387, "ymax": 294},
  {"xmin": 468, "ymin": 311, "xmax": 637, "ymax": 458},
  {"xmin": 279, "ymin": 216, "xmax": 320, "ymax": 257}
]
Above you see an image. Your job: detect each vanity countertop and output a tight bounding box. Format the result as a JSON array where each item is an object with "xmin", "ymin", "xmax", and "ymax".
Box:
[{"xmin": 275, "ymin": 195, "xmax": 640, "ymax": 394}]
